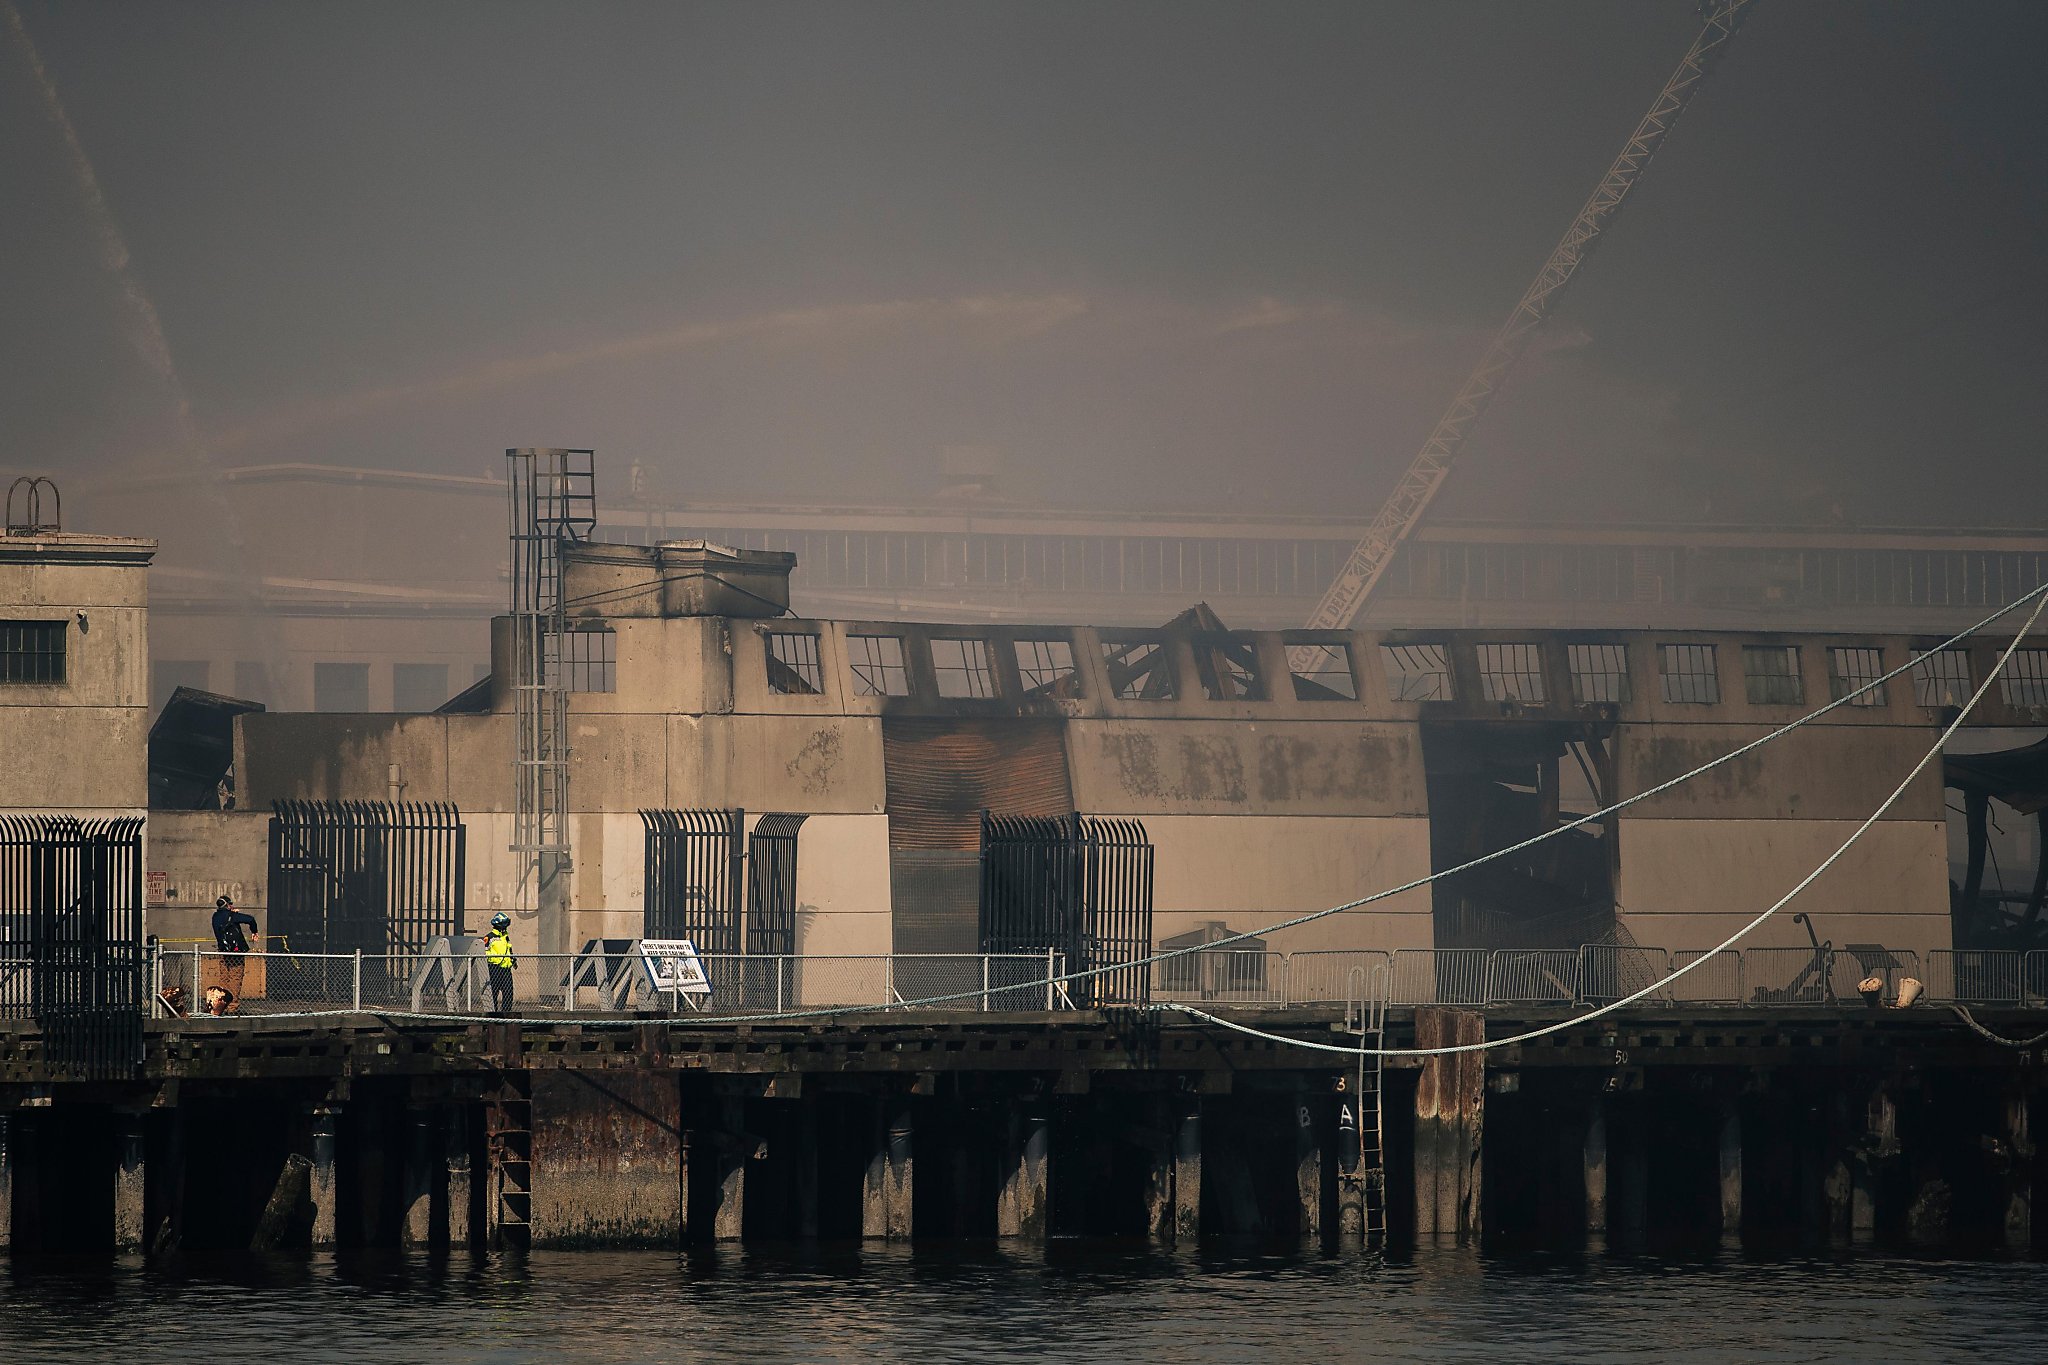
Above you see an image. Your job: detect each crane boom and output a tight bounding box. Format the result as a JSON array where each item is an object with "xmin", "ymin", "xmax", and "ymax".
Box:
[{"xmin": 1300, "ymin": 0, "xmax": 1754, "ymax": 636}]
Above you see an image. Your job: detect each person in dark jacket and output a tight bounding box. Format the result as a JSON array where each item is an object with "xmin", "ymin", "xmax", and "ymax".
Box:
[{"xmin": 211, "ymin": 894, "xmax": 259, "ymax": 1002}]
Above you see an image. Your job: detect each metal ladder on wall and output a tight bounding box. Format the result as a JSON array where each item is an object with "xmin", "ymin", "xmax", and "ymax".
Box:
[
  {"xmin": 487, "ymin": 1068, "xmax": 533, "ymax": 1248},
  {"xmin": 1343, "ymin": 964, "xmax": 1391, "ymax": 1250}
]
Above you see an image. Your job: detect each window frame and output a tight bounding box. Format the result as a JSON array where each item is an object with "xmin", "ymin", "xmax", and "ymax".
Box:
[
  {"xmin": 1912, "ymin": 648, "xmax": 1972, "ymax": 708},
  {"xmin": 1999, "ymin": 649, "xmax": 2048, "ymax": 709},
  {"xmin": 1012, "ymin": 636, "xmax": 1083, "ymax": 699},
  {"xmin": 1566, "ymin": 643, "xmax": 1630, "ymax": 705},
  {"xmin": 1283, "ymin": 637, "xmax": 1359, "ymax": 702},
  {"xmin": 930, "ymin": 635, "xmax": 999, "ymax": 700},
  {"xmin": 847, "ymin": 633, "xmax": 911, "ymax": 698},
  {"xmin": 1476, "ymin": 642, "xmax": 1546, "ymax": 704},
  {"xmin": 1826, "ymin": 647, "xmax": 1887, "ymax": 706},
  {"xmin": 1100, "ymin": 635, "xmax": 1177, "ymax": 701},
  {"xmin": 1741, "ymin": 644, "xmax": 1804, "ymax": 706},
  {"xmin": 1380, "ymin": 642, "xmax": 1454, "ymax": 702},
  {"xmin": 1659, "ymin": 643, "xmax": 1720, "ymax": 705},
  {"xmin": 0, "ymin": 618, "xmax": 68, "ymax": 685},
  {"xmin": 763, "ymin": 629, "xmax": 825, "ymax": 696}
]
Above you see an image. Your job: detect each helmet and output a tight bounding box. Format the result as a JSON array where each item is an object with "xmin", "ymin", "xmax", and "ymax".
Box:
[
  {"xmin": 216, "ymin": 895, "xmax": 234, "ymax": 910},
  {"xmin": 490, "ymin": 912, "xmax": 511, "ymax": 931}
]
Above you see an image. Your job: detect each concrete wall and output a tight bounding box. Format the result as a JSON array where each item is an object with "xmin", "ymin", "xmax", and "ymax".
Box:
[{"xmin": 0, "ymin": 537, "xmax": 154, "ymax": 817}]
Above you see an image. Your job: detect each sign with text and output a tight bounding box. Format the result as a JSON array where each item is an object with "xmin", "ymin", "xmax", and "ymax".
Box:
[{"xmin": 639, "ymin": 939, "xmax": 712, "ymax": 997}]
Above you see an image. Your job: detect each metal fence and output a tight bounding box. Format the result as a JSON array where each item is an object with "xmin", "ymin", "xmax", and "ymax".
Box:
[
  {"xmin": 140, "ymin": 942, "xmax": 2048, "ymax": 1020},
  {"xmin": 1, "ymin": 815, "xmax": 145, "ymax": 1077}
]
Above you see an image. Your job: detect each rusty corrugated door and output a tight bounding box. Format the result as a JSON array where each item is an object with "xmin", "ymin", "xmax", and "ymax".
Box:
[{"xmin": 883, "ymin": 719, "xmax": 1073, "ymax": 955}]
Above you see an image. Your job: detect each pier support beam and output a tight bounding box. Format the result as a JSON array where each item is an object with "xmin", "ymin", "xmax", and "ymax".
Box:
[
  {"xmin": 114, "ymin": 1112, "xmax": 146, "ymax": 1252},
  {"xmin": 402, "ymin": 1106, "xmax": 436, "ymax": 1247},
  {"xmin": 1717, "ymin": 1102, "xmax": 1742, "ymax": 1245},
  {"xmin": 1584, "ymin": 1101, "xmax": 1608, "ymax": 1237},
  {"xmin": 529, "ymin": 1071, "xmax": 682, "ymax": 1248},
  {"xmin": 1412, "ymin": 1008, "xmax": 1485, "ymax": 1240},
  {"xmin": 446, "ymin": 1106, "xmax": 474, "ymax": 1250},
  {"xmin": 309, "ymin": 1106, "xmax": 339, "ymax": 1248},
  {"xmin": 1144, "ymin": 1097, "xmax": 1200, "ymax": 1244},
  {"xmin": 997, "ymin": 1105, "xmax": 1049, "ymax": 1240},
  {"xmin": 1295, "ymin": 1087, "xmax": 1323, "ymax": 1242},
  {"xmin": 711, "ymin": 1097, "xmax": 749, "ymax": 1242},
  {"xmin": 863, "ymin": 1101, "xmax": 913, "ymax": 1240},
  {"xmin": 0, "ymin": 1114, "xmax": 12, "ymax": 1253},
  {"xmin": 2005, "ymin": 1085, "xmax": 2034, "ymax": 1250}
]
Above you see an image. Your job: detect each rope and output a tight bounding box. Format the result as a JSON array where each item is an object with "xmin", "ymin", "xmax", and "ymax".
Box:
[
  {"xmin": 185, "ymin": 581, "xmax": 2048, "ymax": 1038},
  {"xmin": 1949, "ymin": 1006, "xmax": 2048, "ymax": 1049}
]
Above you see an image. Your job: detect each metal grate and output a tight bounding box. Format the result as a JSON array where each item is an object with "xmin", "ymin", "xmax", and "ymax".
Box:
[
  {"xmin": 979, "ymin": 813, "xmax": 1153, "ymax": 1007},
  {"xmin": 765, "ymin": 631, "xmax": 824, "ymax": 695},
  {"xmin": 0, "ymin": 620, "xmax": 65, "ymax": 685},
  {"xmin": 1381, "ymin": 643, "xmax": 1452, "ymax": 701},
  {"xmin": 1913, "ymin": 648, "xmax": 1972, "ymax": 708},
  {"xmin": 1013, "ymin": 638, "xmax": 1081, "ymax": 698},
  {"xmin": 642, "ymin": 809, "xmax": 745, "ymax": 972},
  {"xmin": 552, "ymin": 624, "xmax": 614, "ymax": 693},
  {"xmin": 931, "ymin": 637, "xmax": 998, "ymax": 698},
  {"xmin": 1567, "ymin": 643, "xmax": 1630, "ymax": 704},
  {"xmin": 1741, "ymin": 644, "xmax": 1803, "ymax": 705},
  {"xmin": 1827, "ymin": 647, "xmax": 1887, "ymax": 705},
  {"xmin": 1100, "ymin": 637, "xmax": 1175, "ymax": 700},
  {"xmin": 0, "ymin": 815, "xmax": 144, "ymax": 1079},
  {"xmin": 848, "ymin": 634, "xmax": 910, "ymax": 697},
  {"xmin": 1476, "ymin": 642, "xmax": 1545, "ymax": 703},
  {"xmin": 1999, "ymin": 649, "xmax": 2048, "ymax": 709},
  {"xmin": 268, "ymin": 802, "xmax": 467, "ymax": 957},
  {"xmin": 746, "ymin": 814, "xmax": 807, "ymax": 956},
  {"xmin": 1286, "ymin": 641, "xmax": 1358, "ymax": 701},
  {"xmin": 1659, "ymin": 643, "xmax": 1719, "ymax": 704}
]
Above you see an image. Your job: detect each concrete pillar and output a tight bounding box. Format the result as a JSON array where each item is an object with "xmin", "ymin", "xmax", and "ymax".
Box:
[
  {"xmin": 446, "ymin": 1106, "xmax": 473, "ymax": 1250},
  {"xmin": 527, "ymin": 1071, "xmax": 682, "ymax": 1247},
  {"xmin": 1853, "ymin": 1085, "xmax": 1897, "ymax": 1235},
  {"xmin": 1336, "ymin": 1088, "xmax": 1365, "ymax": 1241},
  {"xmin": 997, "ymin": 1106, "xmax": 1049, "ymax": 1240},
  {"xmin": 1295, "ymin": 1089, "xmax": 1322, "ymax": 1242},
  {"xmin": 402, "ymin": 1108, "xmax": 436, "ymax": 1247},
  {"xmin": 114, "ymin": 1112, "xmax": 146, "ymax": 1252},
  {"xmin": 1584, "ymin": 1101, "xmax": 1608, "ymax": 1236},
  {"xmin": 1717, "ymin": 1103, "xmax": 1742, "ymax": 1245},
  {"xmin": 310, "ymin": 1107, "xmax": 339, "ymax": 1249},
  {"xmin": 715, "ymin": 1096, "xmax": 747, "ymax": 1242},
  {"xmin": 863, "ymin": 1101, "xmax": 912, "ymax": 1240},
  {"xmin": 0, "ymin": 1114, "xmax": 13, "ymax": 1253},
  {"xmin": 2006, "ymin": 1086, "xmax": 2033, "ymax": 1250}
]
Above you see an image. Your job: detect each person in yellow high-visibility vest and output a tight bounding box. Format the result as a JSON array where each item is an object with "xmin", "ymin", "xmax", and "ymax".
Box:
[{"xmin": 485, "ymin": 912, "xmax": 516, "ymax": 1016}]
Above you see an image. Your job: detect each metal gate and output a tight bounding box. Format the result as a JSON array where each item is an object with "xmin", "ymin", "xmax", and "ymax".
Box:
[
  {"xmin": 642, "ymin": 808, "xmax": 744, "ymax": 950},
  {"xmin": 0, "ymin": 815, "xmax": 145, "ymax": 1079},
  {"xmin": 267, "ymin": 802, "xmax": 466, "ymax": 958},
  {"xmin": 979, "ymin": 813, "xmax": 1153, "ymax": 1006},
  {"xmin": 746, "ymin": 814, "xmax": 807, "ymax": 956}
]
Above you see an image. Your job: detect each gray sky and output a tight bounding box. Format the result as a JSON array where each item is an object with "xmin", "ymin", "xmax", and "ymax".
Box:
[{"xmin": 4, "ymin": 0, "xmax": 2044, "ymax": 526}]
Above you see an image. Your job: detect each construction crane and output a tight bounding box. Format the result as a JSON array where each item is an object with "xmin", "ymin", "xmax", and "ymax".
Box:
[{"xmin": 1298, "ymin": 0, "xmax": 1755, "ymax": 639}]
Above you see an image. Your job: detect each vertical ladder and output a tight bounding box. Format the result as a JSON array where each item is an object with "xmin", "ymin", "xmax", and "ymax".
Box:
[
  {"xmin": 1358, "ymin": 963, "xmax": 1390, "ymax": 1249},
  {"xmin": 487, "ymin": 1068, "xmax": 532, "ymax": 1248}
]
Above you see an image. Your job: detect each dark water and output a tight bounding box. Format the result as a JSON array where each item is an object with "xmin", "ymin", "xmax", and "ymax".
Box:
[{"xmin": 5, "ymin": 1242, "xmax": 2046, "ymax": 1364}]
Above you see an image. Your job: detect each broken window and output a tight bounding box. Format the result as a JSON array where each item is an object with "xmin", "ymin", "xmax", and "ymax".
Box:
[
  {"xmin": 1014, "ymin": 637, "xmax": 1082, "ymax": 699},
  {"xmin": 1742, "ymin": 645, "xmax": 1803, "ymax": 705},
  {"xmin": 1659, "ymin": 644, "xmax": 1719, "ymax": 704},
  {"xmin": 2000, "ymin": 650, "xmax": 2048, "ymax": 709},
  {"xmin": 1476, "ymin": 643, "xmax": 1545, "ymax": 703},
  {"xmin": 559, "ymin": 624, "xmax": 616, "ymax": 693},
  {"xmin": 1914, "ymin": 648, "xmax": 1972, "ymax": 708},
  {"xmin": 0, "ymin": 619, "xmax": 65, "ymax": 685},
  {"xmin": 1567, "ymin": 644, "xmax": 1630, "ymax": 704},
  {"xmin": 1828, "ymin": 647, "xmax": 1887, "ymax": 706},
  {"xmin": 848, "ymin": 634, "xmax": 910, "ymax": 697},
  {"xmin": 764, "ymin": 630, "xmax": 823, "ymax": 695},
  {"xmin": 1287, "ymin": 642, "xmax": 1358, "ymax": 701},
  {"xmin": 1192, "ymin": 634, "xmax": 1264, "ymax": 701},
  {"xmin": 1101, "ymin": 637, "xmax": 1175, "ymax": 700},
  {"xmin": 932, "ymin": 637, "xmax": 998, "ymax": 699},
  {"xmin": 1381, "ymin": 643, "xmax": 1453, "ymax": 702}
]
